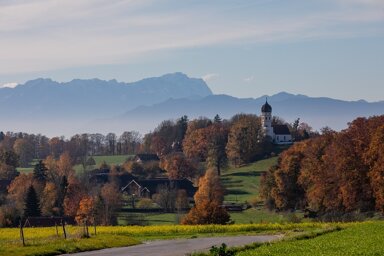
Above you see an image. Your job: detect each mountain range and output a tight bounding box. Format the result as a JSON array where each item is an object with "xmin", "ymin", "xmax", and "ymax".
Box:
[{"xmin": 1, "ymin": 73, "xmax": 383, "ymax": 137}]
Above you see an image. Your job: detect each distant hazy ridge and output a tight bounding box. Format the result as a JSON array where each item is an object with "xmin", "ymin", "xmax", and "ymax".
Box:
[{"xmin": 1, "ymin": 73, "xmax": 383, "ymax": 137}]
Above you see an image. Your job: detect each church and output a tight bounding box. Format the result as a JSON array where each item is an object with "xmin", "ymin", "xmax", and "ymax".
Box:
[{"xmin": 261, "ymin": 100, "xmax": 293, "ymax": 145}]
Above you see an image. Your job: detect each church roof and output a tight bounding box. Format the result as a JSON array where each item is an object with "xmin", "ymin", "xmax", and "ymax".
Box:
[
  {"xmin": 273, "ymin": 125, "xmax": 291, "ymax": 135},
  {"xmin": 261, "ymin": 100, "xmax": 272, "ymax": 113}
]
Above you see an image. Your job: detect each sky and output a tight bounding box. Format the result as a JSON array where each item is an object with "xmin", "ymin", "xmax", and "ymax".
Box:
[{"xmin": 1, "ymin": 0, "xmax": 383, "ymax": 101}]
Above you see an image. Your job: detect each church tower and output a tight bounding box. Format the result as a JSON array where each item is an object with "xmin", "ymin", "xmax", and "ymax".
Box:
[{"xmin": 261, "ymin": 99, "xmax": 274, "ymax": 138}]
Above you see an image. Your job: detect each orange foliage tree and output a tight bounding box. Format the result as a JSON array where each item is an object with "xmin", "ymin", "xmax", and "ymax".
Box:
[
  {"xmin": 75, "ymin": 195, "xmax": 95, "ymax": 225},
  {"xmin": 182, "ymin": 169, "xmax": 230, "ymax": 224},
  {"xmin": 160, "ymin": 152, "xmax": 197, "ymax": 179},
  {"xmin": 261, "ymin": 115, "xmax": 384, "ymax": 215}
]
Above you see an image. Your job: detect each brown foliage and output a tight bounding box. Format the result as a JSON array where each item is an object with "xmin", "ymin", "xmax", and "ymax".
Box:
[
  {"xmin": 160, "ymin": 153, "xmax": 197, "ymax": 179},
  {"xmin": 75, "ymin": 196, "xmax": 95, "ymax": 224},
  {"xmin": 182, "ymin": 169, "xmax": 230, "ymax": 224},
  {"xmin": 7, "ymin": 174, "xmax": 34, "ymax": 216},
  {"xmin": 57, "ymin": 152, "xmax": 75, "ymax": 178},
  {"xmin": 40, "ymin": 182, "xmax": 58, "ymax": 216},
  {"xmin": 261, "ymin": 115, "xmax": 384, "ymax": 214},
  {"xmin": 64, "ymin": 177, "xmax": 86, "ymax": 217},
  {"xmin": 226, "ymin": 114, "xmax": 266, "ymax": 166},
  {"xmin": 365, "ymin": 125, "xmax": 384, "ymax": 212},
  {"xmin": 100, "ymin": 182, "xmax": 121, "ymax": 225}
]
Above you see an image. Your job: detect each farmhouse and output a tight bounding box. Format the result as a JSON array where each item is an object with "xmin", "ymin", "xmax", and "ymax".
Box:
[
  {"xmin": 121, "ymin": 178, "xmax": 196, "ymax": 198},
  {"xmin": 134, "ymin": 154, "xmax": 160, "ymax": 164},
  {"xmin": 261, "ymin": 100, "xmax": 293, "ymax": 144}
]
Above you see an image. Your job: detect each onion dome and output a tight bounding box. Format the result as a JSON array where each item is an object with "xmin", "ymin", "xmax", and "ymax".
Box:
[{"xmin": 261, "ymin": 99, "xmax": 272, "ymax": 113}]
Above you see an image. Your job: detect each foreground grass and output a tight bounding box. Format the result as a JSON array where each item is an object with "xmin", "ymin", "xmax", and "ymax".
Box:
[
  {"xmin": 0, "ymin": 222, "xmax": 333, "ymax": 256},
  {"xmin": 236, "ymin": 221, "xmax": 384, "ymax": 256},
  {"xmin": 230, "ymin": 208, "xmax": 302, "ymax": 224},
  {"xmin": 0, "ymin": 228, "xmax": 139, "ymax": 256}
]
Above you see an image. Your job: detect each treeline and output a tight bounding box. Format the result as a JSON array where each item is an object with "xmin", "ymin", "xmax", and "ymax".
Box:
[
  {"xmin": 0, "ymin": 114, "xmax": 314, "ymax": 170},
  {"xmin": 0, "ymin": 150, "xmax": 130, "ymax": 226},
  {"xmin": 0, "ymin": 113, "xmax": 315, "ymax": 226},
  {"xmin": 0, "ymin": 131, "xmax": 141, "ymax": 167},
  {"xmin": 260, "ymin": 115, "xmax": 384, "ymax": 218}
]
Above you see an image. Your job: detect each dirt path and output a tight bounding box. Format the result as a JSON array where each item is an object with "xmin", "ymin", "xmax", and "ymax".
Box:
[{"xmin": 64, "ymin": 235, "xmax": 281, "ymax": 256}]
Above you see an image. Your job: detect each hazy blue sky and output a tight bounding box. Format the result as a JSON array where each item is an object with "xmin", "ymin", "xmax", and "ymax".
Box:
[{"xmin": 1, "ymin": 0, "xmax": 383, "ymax": 101}]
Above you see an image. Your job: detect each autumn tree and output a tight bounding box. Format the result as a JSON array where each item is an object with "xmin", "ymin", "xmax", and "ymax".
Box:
[
  {"xmin": 13, "ymin": 138, "xmax": 34, "ymax": 167},
  {"xmin": 100, "ymin": 182, "xmax": 121, "ymax": 225},
  {"xmin": 226, "ymin": 114, "xmax": 266, "ymax": 166},
  {"xmin": 7, "ymin": 174, "xmax": 33, "ymax": 217},
  {"xmin": 106, "ymin": 133, "xmax": 117, "ymax": 155},
  {"xmin": 75, "ymin": 196, "xmax": 95, "ymax": 225},
  {"xmin": 57, "ymin": 152, "xmax": 75, "ymax": 178},
  {"xmin": 183, "ymin": 127, "xmax": 209, "ymax": 161},
  {"xmin": 160, "ymin": 153, "xmax": 197, "ymax": 179},
  {"xmin": 150, "ymin": 120, "xmax": 178, "ymax": 156},
  {"xmin": 206, "ymin": 123, "xmax": 229, "ymax": 175},
  {"xmin": 40, "ymin": 182, "xmax": 58, "ymax": 216},
  {"xmin": 182, "ymin": 169, "xmax": 230, "ymax": 224},
  {"xmin": 365, "ymin": 125, "xmax": 384, "ymax": 212},
  {"xmin": 152, "ymin": 184, "xmax": 177, "ymax": 212},
  {"xmin": 48, "ymin": 137, "xmax": 65, "ymax": 158},
  {"xmin": 0, "ymin": 150, "xmax": 19, "ymax": 180},
  {"xmin": 182, "ymin": 117, "xmax": 212, "ymax": 160},
  {"xmin": 261, "ymin": 115, "xmax": 384, "ymax": 217},
  {"xmin": 183, "ymin": 120, "xmax": 229, "ymax": 175},
  {"xmin": 261, "ymin": 143, "xmax": 306, "ymax": 210},
  {"xmin": 43, "ymin": 155, "xmax": 59, "ymax": 183},
  {"xmin": 64, "ymin": 177, "xmax": 86, "ymax": 217},
  {"xmin": 119, "ymin": 131, "xmax": 142, "ymax": 155}
]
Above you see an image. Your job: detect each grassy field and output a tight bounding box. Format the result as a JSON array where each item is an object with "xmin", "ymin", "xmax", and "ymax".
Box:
[
  {"xmin": 118, "ymin": 207, "xmax": 298, "ymax": 226},
  {"xmin": 74, "ymin": 154, "xmax": 133, "ymax": 173},
  {"xmin": 2, "ymin": 220, "xmax": 382, "ymax": 256},
  {"xmin": 236, "ymin": 221, "xmax": 384, "ymax": 256},
  {"xmin": 221, "ymin": 157, "xmax": 277, "ymax": 202},
  {"xmin": 0, "ymin": 222, "xmax": 336, "ymax": 256},
  {"xmin": 17, "ymin": 155, "xmax": 132, "ymax": 173},
  {"xmin": 0, "ymin": 225, "xmax": 140, "ymax": 256},
  {"xmin": 230, "ymin": 208, "xmax": 302, "ymax": 224}
]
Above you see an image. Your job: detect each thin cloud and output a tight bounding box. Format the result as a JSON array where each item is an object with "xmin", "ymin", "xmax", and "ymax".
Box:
[
  {"xmin": 202, "ymin": 74, "xmax": 219, "ymax": 82},
  {"xmin": 0, "ymin": 0, "xmax": 383, "ymax": 75},
  {"xmin": 244, "ymin": 76, "xmax": 255, "ymax": 83}
]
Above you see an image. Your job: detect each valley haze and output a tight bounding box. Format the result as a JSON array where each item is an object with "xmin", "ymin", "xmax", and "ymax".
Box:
[{"xmin": 2, "ymin": 73, "xmax": 383, "ymax": 138}]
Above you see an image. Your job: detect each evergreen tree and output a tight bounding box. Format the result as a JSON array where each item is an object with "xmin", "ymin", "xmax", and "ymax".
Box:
[
  {"xmin": 56, "ymin": 175, "xmax": 68, "ymax": 215},
  {"xmin": 213, "ymin": 114, "xmax": 222, "ymax": 123},
  {"xmin": 33, "ymin": 160, "xmax": 47, "ymax": 182},
  {"xmin": 24, "ymin": 185, "xmax": 41, "ymax": 218}
]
